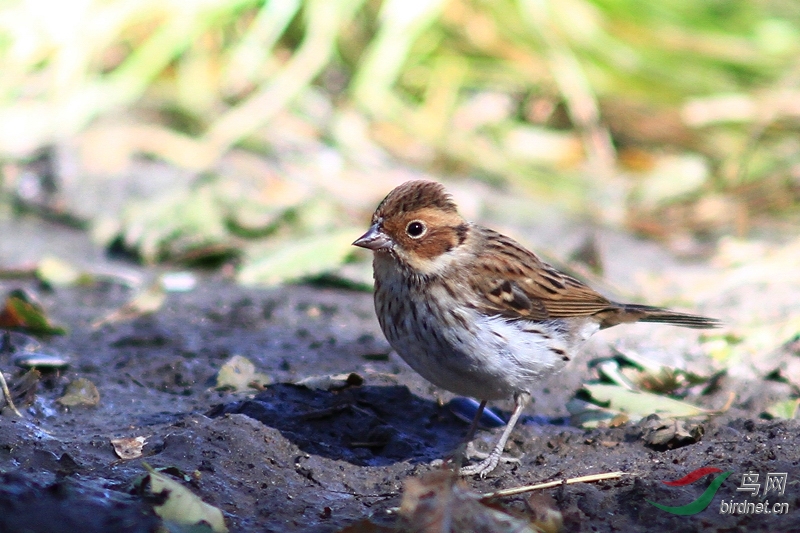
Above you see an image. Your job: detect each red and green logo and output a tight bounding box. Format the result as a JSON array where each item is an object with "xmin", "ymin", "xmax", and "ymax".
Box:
[{"xmin": 647, "ymin": 467, "xmax": 733, "ymax": 515}]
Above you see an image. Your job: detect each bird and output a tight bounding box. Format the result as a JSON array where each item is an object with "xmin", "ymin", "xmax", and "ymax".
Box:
[{"xmin": 353, "ymin": 180, "xmax": 720, "ymax": 477}]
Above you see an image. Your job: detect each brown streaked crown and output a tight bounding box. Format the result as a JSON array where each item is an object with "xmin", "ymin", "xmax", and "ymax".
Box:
[{"xmin": 373, "ymin": 180, "xmax": 457, "ymax": 222}]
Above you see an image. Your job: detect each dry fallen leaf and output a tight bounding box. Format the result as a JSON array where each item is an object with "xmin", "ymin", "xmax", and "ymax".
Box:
[
  {"xmin": 9, "ymin": 369, "xmax": 41, "ymax": 410},
  {"xmin": 524, "ymin": 493, "xmax": 563, "ymax": 533},
  {"xmin": 57, "ymin": 378, "xmax": 100, "ymax": 407},
  {"xmin": 92, "ymin": 281, "xmax": 166, "ymax": 329},
  {"xmin": 639, "ymin": 416, "xmax": 704, "ymax": 450},
  {"xmin": 295, "ymin": 372, "xmax": 364, "ymax": 391},
  {"xmin": 111, "ymin": 436, "xmax": 147, "ymax": 460},
  {"xmin": 215, "ymin": 355, "xmax": 272, "ymax": 392},
  {"xmin": 399, "ymin": 470, "xmax": 542, "ymax": 533}
]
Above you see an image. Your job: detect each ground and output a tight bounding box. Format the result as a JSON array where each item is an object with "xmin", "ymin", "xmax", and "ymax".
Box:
[{"xmin": 0, "ymin": 218, "xmax": 799, "ymax": 533}]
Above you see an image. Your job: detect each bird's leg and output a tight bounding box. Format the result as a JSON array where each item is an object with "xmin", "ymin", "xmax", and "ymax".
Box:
[
  {"xmin": 460, "ymin": 392, "xmax": 530, "ymax": 478},
  {"xmin": 462, "ymin": 399, "xmax": 488, "ymax": 445},
  {"xmin": 443, "ymin": 399, "xmax": 487, "ymax": 468}
]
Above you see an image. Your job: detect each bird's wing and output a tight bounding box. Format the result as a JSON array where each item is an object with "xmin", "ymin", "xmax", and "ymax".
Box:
[{"xmin": 469, "ymin": 229, "xmax": 614, "ymax": 321}]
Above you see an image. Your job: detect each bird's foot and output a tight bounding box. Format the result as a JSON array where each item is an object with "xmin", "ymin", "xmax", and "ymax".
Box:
[{"xmin": 459, "ymin": 442, "xmax": 520, "ymax": 477}]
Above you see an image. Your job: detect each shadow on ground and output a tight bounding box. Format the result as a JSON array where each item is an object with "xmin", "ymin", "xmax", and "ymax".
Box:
[{"xmin": 210, "ymin": 384, "xmax": 466, "ymax": 467}]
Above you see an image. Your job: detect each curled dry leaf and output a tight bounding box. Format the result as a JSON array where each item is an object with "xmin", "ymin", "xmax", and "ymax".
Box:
[
  {"xmin": 111, "ymin": 436, "xmax": 147, "ymax": 460},
  {"xmin": 9, "ymin": 369, "xmax": 41, "ymax": 409},
  {"xmin": 295, "ymin": 372, "xmax": 364, "ymax": 391},
  {"xmin": 639, "ymin": 416, "xmax": 704, "ymax": 451}
]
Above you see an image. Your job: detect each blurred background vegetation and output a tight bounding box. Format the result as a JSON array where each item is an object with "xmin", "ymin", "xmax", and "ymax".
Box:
[{"xmin": 1, "ymin": 0, "xmax": 799, "ymax": 285}]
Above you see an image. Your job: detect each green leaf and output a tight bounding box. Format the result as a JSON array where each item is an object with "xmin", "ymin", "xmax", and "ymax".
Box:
[
  {"xmin": 0, "ymin": 291, "xmax": 67, "ymax": 335},
  {"xmin": 238, "ymin": 228, "xmax": 361, "ymax": 286},
  {"xmin": 566, "ymin": 398, "xmax": 626, "ymax": 429},
  {"xmin": 764, "ymin": 399, "xmax": 799, "ymax": 420},
  {"xmin": 582, "ymin": 384, "xmax": 713, "ymax": 419},
  {"xmin": 139, "ymin": 464, "xmax": 228, "ymax": 533}
]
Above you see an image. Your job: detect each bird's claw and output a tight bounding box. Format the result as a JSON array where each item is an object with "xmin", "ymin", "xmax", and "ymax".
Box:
[{"xmin": 459, "ymin": 442, "xmax": 521, "ymax": 477}]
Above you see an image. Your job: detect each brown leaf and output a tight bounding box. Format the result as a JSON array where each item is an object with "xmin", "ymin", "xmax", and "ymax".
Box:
[
  {"xmin": 111, "ymin": 436, "xmax": 147, "ymax": 460},
  {"xmin": 399, "ymin": 470, "xmax": 542, "ymax": 533},
  {"xmin": 640, "ymin": 416, "xmax": 704, "ymax": 451},
  {"xmin": 524, "ymin": 493, "xmax": 563, "ymax": 533}
]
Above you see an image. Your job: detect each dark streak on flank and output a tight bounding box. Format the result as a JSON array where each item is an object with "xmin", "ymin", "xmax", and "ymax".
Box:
[{"xmin": 455, "ymin": 223, "xmax": 469, "ymax": 246}]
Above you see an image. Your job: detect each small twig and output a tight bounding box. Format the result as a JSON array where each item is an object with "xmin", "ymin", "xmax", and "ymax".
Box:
[
  {"xmin": 0, "ymin": 371, "xmax": 23, "ymax": 418},
  {"xmin": 480, "ymin": 471, "xmax": 626, "ymax": 500},
  {"xmin": 718, "ymin": 391, "xmax": 736, "ymax": 413}
]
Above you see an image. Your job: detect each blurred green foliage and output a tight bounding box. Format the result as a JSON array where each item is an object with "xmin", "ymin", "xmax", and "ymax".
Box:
[{"xmin": 1, "ymin": 0, "xmax": 799, "ymax": 274}]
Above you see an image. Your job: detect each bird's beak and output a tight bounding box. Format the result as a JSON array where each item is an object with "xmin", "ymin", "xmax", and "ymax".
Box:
[{"xmin": 353, "ymin": 224, "xmax": 393, "ymax": 251}]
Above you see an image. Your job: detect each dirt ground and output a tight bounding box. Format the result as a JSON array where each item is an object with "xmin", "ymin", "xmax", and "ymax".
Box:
[{"xmin": 1, "ymin": 219, "xmax": 799, "ymax": 533}]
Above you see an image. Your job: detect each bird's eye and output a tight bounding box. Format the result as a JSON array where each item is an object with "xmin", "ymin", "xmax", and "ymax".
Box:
[{"xmin": 406, "ymin": 220, "xmax": 427, "ymax": 238}]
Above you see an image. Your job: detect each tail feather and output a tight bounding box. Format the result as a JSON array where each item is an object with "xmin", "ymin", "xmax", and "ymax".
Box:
[
  {"xmin": 601, "ymin": 303, "xmax": 722, "ymax": 329},
  {"xmin": 594, "ymin": 303, "xmax": 722, "ymax": 329}
]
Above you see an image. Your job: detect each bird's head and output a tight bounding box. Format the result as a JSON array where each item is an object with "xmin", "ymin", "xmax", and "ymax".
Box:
[{"xmin": 353, "ymin": 180, "xmax": 470, "ymax": 275}]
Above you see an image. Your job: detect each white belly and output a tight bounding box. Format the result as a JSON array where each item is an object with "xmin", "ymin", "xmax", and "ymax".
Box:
[{"xmin": 386, "ymin": 304, "xmax": 584, "ymax": 400}]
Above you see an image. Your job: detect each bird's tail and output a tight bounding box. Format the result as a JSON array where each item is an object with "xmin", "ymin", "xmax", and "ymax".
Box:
[{"xmin": 616, "ymin": 304, "xmax": 722, "ymax": 329}]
